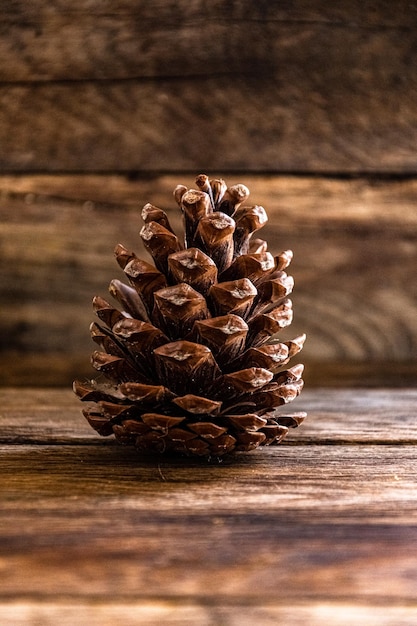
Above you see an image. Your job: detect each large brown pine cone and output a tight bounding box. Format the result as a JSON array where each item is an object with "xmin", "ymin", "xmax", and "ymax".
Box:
[{"xmin": 73, "ymin": 175, "xmax": 306, "ymax": 458}]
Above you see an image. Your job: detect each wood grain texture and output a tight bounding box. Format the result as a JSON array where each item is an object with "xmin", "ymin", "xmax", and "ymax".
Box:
[
  {"xmin": 1, "ymin": 2, "xmax": 417, "ymax": 172},
  {"xmin": 1, "ymin": 603, "xmax": 417, "ymax": 626},
  {"xmin": 0, "ymin": 388, "xmax": 416, "ymax": 625},
  {"xmin": 2, "ymin": 76, "xmax": 417, "ymax": 173},
  {"xmin": 1, "ymin": 387, "xmax": 417, "ymax": 445},
  {"xmin": 1, "ymin": 173, "xmax": 417, "ymax": 387},
  {"xmin": 2, "ymin": 1, "xmax": 417, "ymax": 82}
]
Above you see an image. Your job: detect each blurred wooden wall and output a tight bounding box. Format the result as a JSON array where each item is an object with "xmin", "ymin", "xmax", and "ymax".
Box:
[{"xmin": 1, "ymin": 1, "xmax": 416, "ymax": 387}]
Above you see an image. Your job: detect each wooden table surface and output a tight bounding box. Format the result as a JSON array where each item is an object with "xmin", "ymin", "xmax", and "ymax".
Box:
[{"xmin": 1, "ymin": 387, "xmax": 417, "ymax": 625}]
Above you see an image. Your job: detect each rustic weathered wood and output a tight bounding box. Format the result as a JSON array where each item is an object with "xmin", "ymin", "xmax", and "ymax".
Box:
[
  {"xmin": 2, "ymin": 388, "xmax": 417, "ymax": 444},
  {"xmin": 2, "ymin": 76, "xmax": 417, "ymax": 173},
  {"xmin": 0, "ymin": 388, "xmax": 416, "ymax": 625},
  {"xmin": 1, "ymin": 2, "xmax": 417, "ymax": 172},
  {"xmin": 1, "ymin": 604, "xmax": 417, "ymax": 626},
  {"xmin": 2, "ymin": 1, "xmax": 417, "ymax": 82},
  {"xmin": 1, "ymin": 174, "xmax": 416, "ymax": 387}
]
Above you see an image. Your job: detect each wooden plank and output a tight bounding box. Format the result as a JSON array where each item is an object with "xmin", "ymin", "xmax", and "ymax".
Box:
[
  {"xmin": 1, "ymin": 443, "xmax": 417, "ymax": 602},
  {"xmin": 1, "ymin": 173, "xmax": 417, "ymax": 386},
  {"xmin": 1, "ymin": 602, "xmax": 417, "ymax": 626},
  {"xmin": 2, "ymin": 1, "xmax": 416, "ymax": 82},
  {"xmin": 3, "ymin": 172, "xmax": 417, "ymax": 223},
  {"xmin": 0, "ymin": 388, "xmax": 96, "ymax": 443},
  {"xmin": 1, "ymin": 388, "xmax": 417, "ymax": 445},
  {"xmin": 2, "ymin": 442, "xmax": 415, "ymax": 514},
  {"xmin": 294, "ymin": 388, "xmax": 417, "ymax": 444},
  {"xmin": 2, "ymin": 70, "xmax": 417, "ymax": 172}
]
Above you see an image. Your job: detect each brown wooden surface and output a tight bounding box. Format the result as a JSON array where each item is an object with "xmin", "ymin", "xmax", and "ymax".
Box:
[
  {"xmin": 1, "ymin": 1, "xmax": 417, "ymax": 172},
  {"xmin": 1, "ymin": 387, "xmax": 416, "ymax": 625},
  {"xmin": 3, "ymin": 1, "xmax": 416, "ymax": 82},
  {"xmin": 1, "ymin": 173, "xmax": 416, "ymax": 387}
]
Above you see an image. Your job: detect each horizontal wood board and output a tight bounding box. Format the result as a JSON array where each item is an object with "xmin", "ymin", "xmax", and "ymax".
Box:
[
  {"xmin": 1, "ymin": 1, "xmax": 417, "ymax": 172},
  {"xmin": 1, "ymin": 388, "xmax": 417, "ymax": 445},
  {"xmin": 0, "ymin": 387, "xmax": 416, "ymax": 625},
  {"xmin": 1, "ymin": 603, "xmax": 417, "ymax": 626},
  {"xmin": 3, "ymin": 1, "xmax": 417, "ymax": 82},
  {"xmin": 1, "ymin": 173, "xmax": 417, "ymax": 387}
]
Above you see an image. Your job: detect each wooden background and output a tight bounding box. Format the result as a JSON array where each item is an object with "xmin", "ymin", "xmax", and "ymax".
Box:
[{"xmin": 1, "ymin": 0, "xmax": 417, "ymax": 387}]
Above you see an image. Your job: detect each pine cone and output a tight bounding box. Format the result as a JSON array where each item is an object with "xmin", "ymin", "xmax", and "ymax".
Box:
[{"xmin": 73, "ymin": 175, "xmax": 306, "ymax": 458}]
